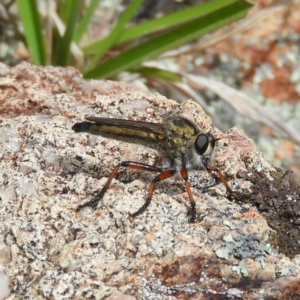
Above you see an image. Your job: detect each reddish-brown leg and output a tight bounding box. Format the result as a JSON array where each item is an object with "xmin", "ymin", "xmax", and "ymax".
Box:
[
  {"xmin": 180, "ymin": 167, "xmax": 196, "ymax": 223},
  {"xmin": 130, "ymin": 168, "xmax": 176, "ymax": 217},
  {"xmin": 76, "ymin": 161, "xmax": 176, "ymax": 217},
  {"xmin": 201, "ymin": 158, "xmax": 232, "ymax": 195}
]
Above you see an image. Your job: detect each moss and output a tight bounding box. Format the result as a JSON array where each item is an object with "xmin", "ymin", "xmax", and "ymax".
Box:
[{"xmin": 241, "ymin": 168, "xmax": 300, "ymax": 258}]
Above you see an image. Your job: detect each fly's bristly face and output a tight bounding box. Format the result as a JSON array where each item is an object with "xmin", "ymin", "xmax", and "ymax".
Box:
[{"xmin": 161, "ymin": 116, "xmax": 216, "ymax": 170}]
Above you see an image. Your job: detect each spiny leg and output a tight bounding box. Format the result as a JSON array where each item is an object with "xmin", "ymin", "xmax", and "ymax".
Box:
[
  {"xmin": 180, "ymin": 167, "xmax": 196, "ymax": 223},
  {"xmin": 130, "ymin": 169, "xmax": 176, "ymax": 218},
  {"xmin": 201, "ymin": 158, "xmax": 232, "ymax": 196},
  {"xmin": 77, "ymin": 161, "xmax": 165, "ymax": 212}
]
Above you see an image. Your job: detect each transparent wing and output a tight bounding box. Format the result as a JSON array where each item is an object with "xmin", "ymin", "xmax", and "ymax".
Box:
[{"xmin": 86, "ymin": 116, "xmax": 166, "ymax": 135}]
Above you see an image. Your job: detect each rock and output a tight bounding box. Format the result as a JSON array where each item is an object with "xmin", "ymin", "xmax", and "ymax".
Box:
[{"xmin": 0, "ymin": 62, "xmax": 300, "ymax": 299}]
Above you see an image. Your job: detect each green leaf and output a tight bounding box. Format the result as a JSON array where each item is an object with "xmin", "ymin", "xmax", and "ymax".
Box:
[
  {"xmin": 86, "ymin": 0, "xmax": 144, "ymax": 70},
  {"xmin": 131, "ymin": 66, "xmax": 183, "ymax": 82},
  {"xmin": 84, "ymin": 0, "xmax": 252, "ymax": 79},
  {"xmin": 83, "ymin": 0, "xmax": 242, "ymax": 55},
  {"xmin": 73, "ymin": 0, "xmax": 100, "ymax": 44},
  {"xmin": 58, "ymin": 0, "xmax": 74, "ymax": 23},
  {"xmin": 54, "ymin": 0, "xmax": 81, "ymax": 66},
  {"xmin": 16, "ymin": 0, "xmax": 46, "ymax": 65},
  {"xmin": 117, "ymin": 0, "xmax": 242, "ymax": 45}
]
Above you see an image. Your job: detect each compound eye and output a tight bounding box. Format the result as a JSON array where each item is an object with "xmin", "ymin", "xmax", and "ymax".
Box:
[
  {"xmin": 195, "ymin": 133, "xmax": 215, "ymax": 156},
  {"xmin": 195, "ymin": 134, "xmax": 209, "ymax": 156}
]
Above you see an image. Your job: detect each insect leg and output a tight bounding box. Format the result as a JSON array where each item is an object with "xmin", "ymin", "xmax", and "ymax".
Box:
[
  {"xmin": 77, "ymin": 161, "xmax": 165, "ymax": 212},
  {"xmin": 180, "ymin": 167, "xmax": 196, "ymax": 223},
  {"xmin": 201, "ymin": 158, "xmax": 232, "ymax": 195},
  {"xmin": 130, "ymin": 169, "xmax": 177, "ymax": 218}
]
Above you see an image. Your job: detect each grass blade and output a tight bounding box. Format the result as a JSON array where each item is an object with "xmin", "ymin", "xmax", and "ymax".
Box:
[
  {"xmin": 117, "ymin": 0, "xmax": 242, "ymax": 45},
  {"xmin": 73, "ymin": 0, "xmax": 100, "ymax": 44},
  {"xmin": 54, "ymin": 0, "xmax": 81, "ymax": 66},
  {"xmin": 84, "ymin": 0, "xmax": 252, "ymax": 79},
  {"xmin": 84, "ymin": 0, "xmax": 243, "ymax": 55},
  {"xmin": 16, "ymin": 0, "xmax": 46, "ymax": 65},
  {"xmin": 132, "ymin": 66, "xmax": 183, "ymax": 82},
  {"xmin": 86, "ymin": 0, "xmax": 144, "ymax": 70}
]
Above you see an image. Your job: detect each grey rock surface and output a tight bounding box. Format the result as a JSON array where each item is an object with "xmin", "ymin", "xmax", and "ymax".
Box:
[{"xmin": 0, "ymin": 62, "xmax": 300, "ymax": 299}]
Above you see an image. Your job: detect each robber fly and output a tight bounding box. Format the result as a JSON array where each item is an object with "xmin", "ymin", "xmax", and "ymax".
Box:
[{"xmin": 72, "ymin": 115, "xmax": 232, "ymax": 222}]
